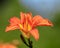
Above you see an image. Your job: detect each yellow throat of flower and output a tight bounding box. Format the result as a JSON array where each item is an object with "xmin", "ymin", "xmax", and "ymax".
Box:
[{"xmin": 19, "ymin": 23, "xmax": 32, "ymax": 38}]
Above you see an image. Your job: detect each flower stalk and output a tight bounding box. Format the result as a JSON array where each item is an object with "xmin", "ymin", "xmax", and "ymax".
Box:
[
  {"xmin": 28, "ymin": 38, "xmax": 33, "ymax": 48},
  {"xmin": 20, "ymin": 34, "xmax": 33, "ymax": 48}
]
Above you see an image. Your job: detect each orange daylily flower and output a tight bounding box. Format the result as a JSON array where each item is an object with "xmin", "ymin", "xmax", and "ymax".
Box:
[
  {"xmin": 0, "ymin": 43, "xmax": 17, "ymax": 48},
  {"xmin": 5, "ymin": 12, "xmax": 53, "ymax": 40},
  {"xmin": 0, "ymin": 40, "xmax": 19, "ymax": 48}
]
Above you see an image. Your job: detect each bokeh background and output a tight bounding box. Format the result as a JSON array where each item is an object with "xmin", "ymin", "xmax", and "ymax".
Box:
[{"xmin": 0, "ymin": 0, "xmax": 60, "ymax": 48}]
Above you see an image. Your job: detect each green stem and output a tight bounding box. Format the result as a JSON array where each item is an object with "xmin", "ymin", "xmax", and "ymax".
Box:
[
  {"xmin": 20, "ymin": 34, "xmax": 33, "ymax": 48},
  {"xmin": 28, "ymin": 38, "xmax": 33, "ymax": 48}
]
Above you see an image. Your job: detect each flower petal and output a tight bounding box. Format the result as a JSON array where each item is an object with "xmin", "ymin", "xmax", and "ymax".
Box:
[
  {"xmin": 23, "ymin": 12, "xmax": 32, "ymax": 31},
  {"xmin": 0, "ymin": 43, "xmax": 17, "ymax": 48},
  {"xmin": 5, "ymin": 44, "xmax": 17, "ymax": 48},
  {"xmin": 5, "ymin": 25, "xmax": 19, "ymax": 32},
  {"xmin": 20, "ymin": 12, "xmax": 25, "ymax": 24},
  {"xmin": 33, "ymin": 15, "xmax": 43, "ymax": 25},
  {"xmin": 32, "ymin": 15, "xmax": 53, "ymax": 27},
  {"xmin": 37, "ymin": 18, "xmax": 53, "ymax": 26},
  {"xmin": 26, "ymin": 12, "xmax": 32, "ymax": 25},
  {"xmin": 9, "ymin": 17, "xmax": 20, "ymax": 25},
  {"xmin": 30, "ymin": 28, "xmax": 39, "ymax": 41}
]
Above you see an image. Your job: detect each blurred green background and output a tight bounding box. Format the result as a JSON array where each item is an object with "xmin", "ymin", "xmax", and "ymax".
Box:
[{"xmin": 0, "ymin": 0, "xmax": 60, "ymax": 48}]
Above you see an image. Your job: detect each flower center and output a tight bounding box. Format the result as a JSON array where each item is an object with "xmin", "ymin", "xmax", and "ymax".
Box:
[
  {"xmin": 19, "ymin": 23, "xmax": 32, "ymax": 38},
  {"xmin": 19, "ymin": 23, "xmax": 31, "ymax": 32}
]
